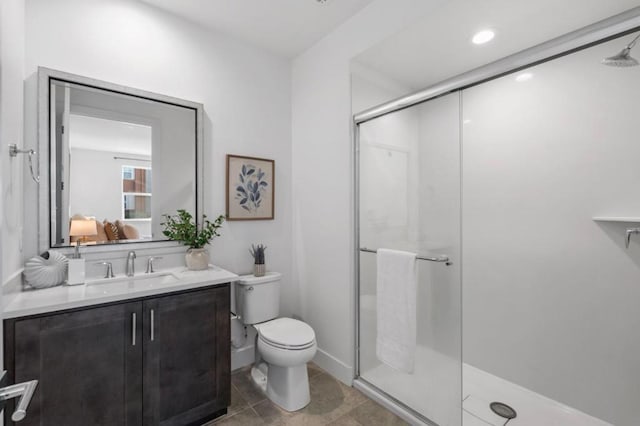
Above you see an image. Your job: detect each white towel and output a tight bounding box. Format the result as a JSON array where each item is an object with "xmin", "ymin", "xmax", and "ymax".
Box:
[{"xmin": 376, "ymin": 248, "xmax": 417, "ymax": 374}]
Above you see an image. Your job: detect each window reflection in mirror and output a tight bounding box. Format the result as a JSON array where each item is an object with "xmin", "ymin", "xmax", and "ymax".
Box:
[
  {"xmin": 49, "ymin": 78, "xmax": 197, "ymax": 248},
  {"xmin": 122, "ymin": 166, "xmax": 152, "ymax": 221}
]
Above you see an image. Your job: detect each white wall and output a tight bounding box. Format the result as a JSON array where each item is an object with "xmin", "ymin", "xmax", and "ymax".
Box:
[
  {"xmin": 291, "ymin": 0, "xmax": 447, "ymax": 383},
  {"xmin": 24, "ymin": 0, "xmax": 293, "ymax": 366},
  {"xmin": 0, "ymin": 0, "xmax": 25, "ymax": 383},
  {"xmin": 462, "ymin": 38, "xmax": 640, "ymax": 425},
  {"xmin": 1, "ymin": 0, "xmax": 25, "ymax": 289}
]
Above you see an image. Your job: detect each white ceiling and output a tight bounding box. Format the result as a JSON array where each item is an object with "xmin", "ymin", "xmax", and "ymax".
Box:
[
  {"xmin": 354, "ymin": 0, "xmax": 640, "ymax": 92},
  {"xmin": 139, "ymin": 0, "xmax": 374, "ymax": 57},
  {"xmin": 69, "ymin": 114, "xmax": 152, "ymax": 157}
]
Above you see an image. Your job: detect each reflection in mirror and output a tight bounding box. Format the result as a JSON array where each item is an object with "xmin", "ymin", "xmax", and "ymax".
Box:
[{"xmin": 48, "ymin": 77, "xmax": 198, "ymax": 248}]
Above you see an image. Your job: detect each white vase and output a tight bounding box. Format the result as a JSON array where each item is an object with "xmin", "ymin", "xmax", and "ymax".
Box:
[
  {"xmin": 185, "ymin": 248, "xmax": 209, "ymax": 270},
  {"xmin": 253, "ymin": 263, "xmax": 266, "ymax": 277}
]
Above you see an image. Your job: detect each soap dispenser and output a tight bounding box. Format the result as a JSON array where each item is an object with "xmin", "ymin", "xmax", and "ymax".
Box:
[
  {"xmin": 66, "ymin": 218, "xmax": 96, "ymax": 285},
  {"xmin": 66, "ymin": 244, "xmax": 85, "ymax": 285}
]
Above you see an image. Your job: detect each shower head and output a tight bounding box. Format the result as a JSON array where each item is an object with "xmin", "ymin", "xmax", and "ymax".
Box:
[
  {"xmin": 602, "ymin": 33, "xmax": 640, "ymax": 67},
  {"xmin": 602, "ymin": 47, "xmax": 639, "ymax": 67}
]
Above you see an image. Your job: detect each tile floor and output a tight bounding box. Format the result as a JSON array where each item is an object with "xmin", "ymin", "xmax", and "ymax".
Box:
[{"xmin": 207, "ymin": 363, "xmax": 408, "ymax": 426}]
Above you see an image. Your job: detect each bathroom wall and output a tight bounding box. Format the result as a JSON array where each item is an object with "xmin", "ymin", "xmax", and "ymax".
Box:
[
  {"xmin": 0, "ymin": 0, "xmax": 25, "ymax": 291},
  {"xmin": 462, "ymin": 38, "xmax": 640, "ymax": 425},
  {"xmin": 23, "ymin": 0, "xmax": 293, "ymax": 368},
  {"xmin": 0, "ymin": 0, "xmax": 25, "ymax": 376},
  {"xmin": 291, "ymin": 0, "xmax": 447, "ymax": 383}
]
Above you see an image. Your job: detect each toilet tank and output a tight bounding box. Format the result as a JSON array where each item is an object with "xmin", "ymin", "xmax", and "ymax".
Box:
[{"xmin": 236, "ymin": 272, "xmax": 281, "ymax": 324}]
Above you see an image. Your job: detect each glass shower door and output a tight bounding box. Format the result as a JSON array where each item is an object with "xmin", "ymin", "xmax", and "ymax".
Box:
[{"xmin": 357, "ymin": 92, "xmax": 461, "ymax": 426}]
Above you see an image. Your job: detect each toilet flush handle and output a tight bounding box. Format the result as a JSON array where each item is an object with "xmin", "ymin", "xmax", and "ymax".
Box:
[{"xmin": 245, "ymin": 286, "xmax": 254, "ymax": 292}]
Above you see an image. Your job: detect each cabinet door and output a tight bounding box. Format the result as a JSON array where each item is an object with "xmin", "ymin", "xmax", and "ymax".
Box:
[
  {"xmin": 143, "ymin": 285, "xmax": 230, "ymax": 426},
  {"xmin": 8, "ymin": 302, "xmax": 143, "ymax": 426}
]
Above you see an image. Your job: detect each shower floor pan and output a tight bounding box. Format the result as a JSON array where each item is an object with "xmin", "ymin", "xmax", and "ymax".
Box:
[{"xmin": 360, "ymin": 345, "xmax": 611, "ymax": 426}]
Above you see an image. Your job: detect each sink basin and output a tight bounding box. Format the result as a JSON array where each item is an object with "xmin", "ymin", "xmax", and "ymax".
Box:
[{"xmin": 84, "ymin": 272, "xmax": 180, "ymax": 296}]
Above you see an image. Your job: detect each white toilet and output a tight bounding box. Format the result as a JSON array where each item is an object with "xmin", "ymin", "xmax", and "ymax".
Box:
[{"xmin": 236, "ymin": 272, "xmax": 317, "ymax": 411}]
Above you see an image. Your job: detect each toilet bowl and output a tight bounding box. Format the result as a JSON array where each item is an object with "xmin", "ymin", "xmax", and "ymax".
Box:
[
  {"xmin": 253, "ymin": 317, "xmax": 316, "ymax": 411},
  {"xmin": 236, "ymin": 273, "xmax": 317, "ymax": 411}
]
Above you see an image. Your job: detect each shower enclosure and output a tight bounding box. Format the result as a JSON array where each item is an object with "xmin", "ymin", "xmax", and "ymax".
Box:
[
  {"xmin": 356, "ymin": 93, "xmax": 462, "ymax": 426},
  {"xmin": 353, "ymin": 8, "xmax": 640, "ymax": 426}
]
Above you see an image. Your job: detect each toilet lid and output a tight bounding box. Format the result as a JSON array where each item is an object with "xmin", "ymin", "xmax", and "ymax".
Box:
[{"xmin": 256, "ymin": 318, "xmax": 315, "ymax": 348}]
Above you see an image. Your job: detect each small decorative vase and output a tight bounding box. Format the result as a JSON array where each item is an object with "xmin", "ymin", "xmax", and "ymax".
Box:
[
  {"xmin": 185, "ymin": 248, "xmax": 209, "ymax": 271},
  {"xmin": 253, "ymin": 263, "xmax": 266, "ymax": 277}
]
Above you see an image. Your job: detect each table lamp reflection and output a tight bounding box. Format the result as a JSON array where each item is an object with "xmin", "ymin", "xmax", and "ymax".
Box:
[{"xmin": 69, "ymin": 219, "xmax": 97, "ymax": 259}]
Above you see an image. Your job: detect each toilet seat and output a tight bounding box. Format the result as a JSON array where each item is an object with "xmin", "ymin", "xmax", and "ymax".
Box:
[
  {"xmin": 255, "ymin": 317, "xmax": 315, "ymax": 350},
  {"xmin": 259, "ymin": 334, "xmax": 315, "ymax": 351}
]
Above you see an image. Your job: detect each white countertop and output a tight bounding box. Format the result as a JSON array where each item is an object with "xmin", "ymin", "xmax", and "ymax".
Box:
[{"xmin": 4, "ymin": 265, "xmax": 238, "ymax": 319}]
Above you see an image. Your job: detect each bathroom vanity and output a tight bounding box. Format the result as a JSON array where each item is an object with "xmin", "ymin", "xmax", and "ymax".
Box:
[{"xmin": 3, "ymin": 267, "xmax": 236, "ymax": 426}]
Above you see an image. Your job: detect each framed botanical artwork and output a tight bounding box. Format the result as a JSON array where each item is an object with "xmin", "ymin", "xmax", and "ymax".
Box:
[{"xmin": 226, "ymin": 155, "xmax": 275, "ymax": 220}]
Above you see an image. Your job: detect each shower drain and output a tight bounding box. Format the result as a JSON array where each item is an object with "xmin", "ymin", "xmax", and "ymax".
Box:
[{"xmin": 490, "ymin": 402, "xmax": 517, "ymax": 420}]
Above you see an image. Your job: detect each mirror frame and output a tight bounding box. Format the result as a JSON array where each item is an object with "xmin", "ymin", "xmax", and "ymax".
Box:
[{"xmin": 38, "ymin": 67, "xmax": 204, "ymax": 254}]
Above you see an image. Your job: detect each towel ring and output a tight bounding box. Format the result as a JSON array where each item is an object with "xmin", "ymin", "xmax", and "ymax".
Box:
[{"xmin": 9, "ymin": 144, "xmax": 40, "ymax": 184}]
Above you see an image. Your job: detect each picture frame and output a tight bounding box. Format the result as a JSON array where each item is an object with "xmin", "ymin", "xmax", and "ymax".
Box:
[{"xmin": 226, "ymin": 155, "xmax": 275, "ymax": 220}]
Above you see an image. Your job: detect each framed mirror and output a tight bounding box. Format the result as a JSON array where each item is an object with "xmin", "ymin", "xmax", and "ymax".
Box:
[{"xmin": 38, "ymin": 67, "xmax": 204, "ymax": 252}]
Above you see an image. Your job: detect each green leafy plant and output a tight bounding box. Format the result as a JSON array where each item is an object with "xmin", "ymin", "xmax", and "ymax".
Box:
[{"xmin": 161, "ymin": 210, "xmax": 225, "ymax": 249}]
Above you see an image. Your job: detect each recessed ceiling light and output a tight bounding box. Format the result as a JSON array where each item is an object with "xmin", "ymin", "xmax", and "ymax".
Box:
[
  {"xmin": 515, "ymin": 72, "xmax": 533, "ymax": 82},
  {"xmin": 472, "ymin": 30, "xmax": 495, "ymax": 45}
]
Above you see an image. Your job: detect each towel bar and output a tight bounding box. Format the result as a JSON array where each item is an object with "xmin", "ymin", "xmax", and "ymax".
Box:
[{"xmin": 359, "ymin": 247, "xmax": 451, "ymax": 265}]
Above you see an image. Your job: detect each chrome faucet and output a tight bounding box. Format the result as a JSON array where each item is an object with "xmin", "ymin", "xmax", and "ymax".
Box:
[{"xmin": 126, "ymin": 251, "xmax": 136, "ymax": 277}]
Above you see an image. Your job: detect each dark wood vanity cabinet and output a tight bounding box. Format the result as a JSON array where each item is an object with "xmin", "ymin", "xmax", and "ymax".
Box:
[
  {"xmin": 143, "ymin": 288, "xmax": 230, "ymax": 425},
  {"xmin": 4, "ymin": 284, "xmax": 230, "ymax": 426},
  {"xmin": 6, "ymin": 301, "xmax": 143, "ymax": 426}
]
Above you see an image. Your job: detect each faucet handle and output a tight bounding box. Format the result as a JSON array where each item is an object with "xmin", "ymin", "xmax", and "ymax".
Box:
[
  {"xmin": 146, "ymin": 257, "xmax": 163, "ymax": 274},
  {"xmin": 95, "ymin": 261, "xmax": 115, "ymax": 279}
]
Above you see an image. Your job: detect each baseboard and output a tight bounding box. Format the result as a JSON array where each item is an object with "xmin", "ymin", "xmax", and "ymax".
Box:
[
  {"xmin": 231, "ymin": 344, "xmax": 255, "ymax": 371},
  {"xmin": 313, "ymin": 348, "xmax": 353, "ymax": 385}
]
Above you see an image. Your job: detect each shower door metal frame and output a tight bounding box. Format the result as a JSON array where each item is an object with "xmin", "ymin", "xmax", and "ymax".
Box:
[{"xmin": 352, "ymin": 6, "xmax": 640, "ymax": 426}]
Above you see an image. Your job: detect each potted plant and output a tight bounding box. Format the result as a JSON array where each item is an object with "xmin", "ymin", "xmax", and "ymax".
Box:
[
  {"xmin": 249, "ymin": 243, "xmax": 267, "ymax": 277},
  {"xmin": 161, "ymin": 210, "xmax": 225, "ymax": 270}
]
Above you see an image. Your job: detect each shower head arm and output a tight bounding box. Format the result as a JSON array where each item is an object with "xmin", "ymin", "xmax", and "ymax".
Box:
[{"xmin": 626, "ymin": 33, "xmax": 640, "ymax": 50}]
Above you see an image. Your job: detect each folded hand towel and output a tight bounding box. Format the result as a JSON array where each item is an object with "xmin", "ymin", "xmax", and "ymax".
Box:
[{"xmin": 376, "ymin": 248, "xmax": 417, "ymax": 374}]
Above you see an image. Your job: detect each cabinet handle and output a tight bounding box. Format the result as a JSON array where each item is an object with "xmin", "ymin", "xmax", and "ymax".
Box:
[
  {"xmin": 132, "ymin": 313, "xmax": 136, "ymax": 346},
  {"xmin": 150, "ymin": 309, "xmax": 155, "ymax": 342}
]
